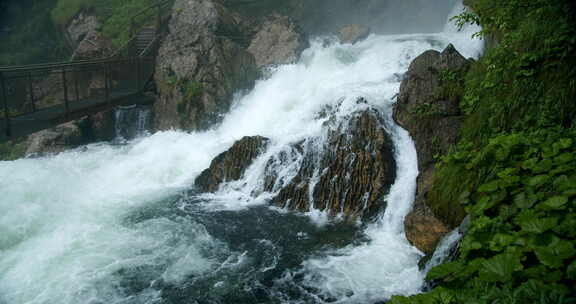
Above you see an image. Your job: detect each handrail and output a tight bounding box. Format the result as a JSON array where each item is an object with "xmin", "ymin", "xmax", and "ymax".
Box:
[
  {"xmin": 0, "ymin": 57, "xmax": 154, "ymax": 74},
  {"xmin": 0, "ymin": 57, "xmax": 119, "ymax": 72},
  {"xmin": 139, "ymin": 36, "xmax": 161, "ymax": 58},
  {"xmin": 131, "ymin": 0, "xmax": 173, "ymax": 21}
]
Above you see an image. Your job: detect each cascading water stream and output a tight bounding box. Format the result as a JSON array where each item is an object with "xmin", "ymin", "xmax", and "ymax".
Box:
[
  {"xmin": 0, "ymin": 3, "xmax": 482, "ymax": 303},
  {"xmin": 114, "ymin": 105, "xmax": 152, "ymax": 141}
]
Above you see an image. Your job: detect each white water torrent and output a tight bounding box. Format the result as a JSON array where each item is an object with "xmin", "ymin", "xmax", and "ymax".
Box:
[
  {"xmin": 423, "ymin": 228, "xmax": 463, "ymax": 274},
  {"xmin": 115, "ymin": 105, "xmax": 152, "ymax": 141},
  {"xmin": 0, "ymin": 3, "xmax": 482, "ymax": 304}
]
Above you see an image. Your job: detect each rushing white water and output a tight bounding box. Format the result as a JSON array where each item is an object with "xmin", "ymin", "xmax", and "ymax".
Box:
[
  {"xmin": 423, "ymin": 228, "xmax": 463, "ymax": 274},
  {"xmin": 0, "ymin": 3, "xmax": 482, "ymax": 303},
  {"xmin": 115, "ymin": 105, "xmax": 152, "ymax": 141}
]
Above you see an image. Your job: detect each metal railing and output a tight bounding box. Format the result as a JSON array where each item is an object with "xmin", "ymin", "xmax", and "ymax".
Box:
[
  {"xmin": 0, "ymin": 0, "xmax": 175, "ymax": 140},
  {"xmin": 0, "ymin": 56, "xmax": 155, "ymax": 121}
]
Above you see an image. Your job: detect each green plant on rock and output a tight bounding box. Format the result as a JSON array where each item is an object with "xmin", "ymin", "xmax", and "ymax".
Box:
[
  {"xmin": 434, "ymin": 67, "xmax": 468, "ymax": 104},
  {"xmin": 395, "ymin": 0, "xmax": 576, "ymax": 303},
  {"xmin": 393, "ymin": 131, "xmax": 576, "ymax": 304},
  {"xmin": 51, "ymin": 0, "xmax": 171, "ymax": 49},
  {"xmin": 176, "ymin": 80, "xmax": 203, "ymax": 114},
  {"xmin": 410, "ymin": 103, "xmax": 441, "ymax": 117},
  {"xmin": 0, "ymin": 140, "xmax": 27, "ymax": 161}
]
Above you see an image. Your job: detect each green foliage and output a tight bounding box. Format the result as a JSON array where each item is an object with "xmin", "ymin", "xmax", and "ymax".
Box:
[
  {"xmin": 409, "ymin": 103, "xmax": 442, "ymax": 117},
  {"xmin": 0, "ymin": 140, "xmax": 27, "ymax": 161},
  {"xmin": 396, "ymin": 131, "xmax": 576, "ymax": 303},
  {"xmin": 435, "ymin": 67, "xmax": 468, "ymax": 103},
  {"xmin": 0, "ymin": 0, "xmax": 68, "ymax": 65},
  {"xmin": 169, "ymin": 78, "xmax": 203, "ymax": 114},
  {"xmin": 51, "ymin": 0, "xmax": 163, "ymax": 48},
  {"xmin": 458, "ymin": 0, "xmax": 576, "ymax": 142},
  {"xmin": 398, "ymin": 0, "xmax": 576, "ymax": 303}
]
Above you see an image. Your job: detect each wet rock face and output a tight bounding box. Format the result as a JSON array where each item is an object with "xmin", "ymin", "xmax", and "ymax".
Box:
[
  {"xmin": 337, "ymin": 24, "xmax": 371, "ymax": 44},
  {"xmin": 26, "ymin": 122, "xmax": 84, "ymax": 155},
  {"xmin": 25, "ymin": 111, "xmax": 114, "ymax": 155},
  {"xmin": 195, "ymin": 107, "xmax": 397, "ymax": 220},
  {"xmin": 195, "ymin": 136, "xmax": 270, "ymax": 192},
  {"xmin": 66, "ymin": 12, "xmax": 101, "ymax": 47},
  {"xmin": 154, "ymin": 0, "xmax": 259, "ymax": 131},
  {"xmin": 267, "ymin": 108, "xmax": 396, "ymax": 219},
  {"xmin": 66, "ymin": 12, "xmax": 112, "ymax": 60},
  {"xmin": 393, "ymin": 44, "xmax": 472, "ymax": 254},
  {"xmin": 247, "ymin": 14, "xmax": 307, "ymax": 68}
]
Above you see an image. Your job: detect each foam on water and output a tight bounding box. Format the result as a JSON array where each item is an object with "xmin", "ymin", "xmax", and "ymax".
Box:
[{"xmin": 0, "ymin": 2, "xmax": 483, "ymax": 303}]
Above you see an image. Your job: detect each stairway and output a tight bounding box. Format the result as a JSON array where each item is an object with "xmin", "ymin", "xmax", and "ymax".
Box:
[{"xmin": 133, "ymin": 26, "xmax": 157, "ymax": 57}]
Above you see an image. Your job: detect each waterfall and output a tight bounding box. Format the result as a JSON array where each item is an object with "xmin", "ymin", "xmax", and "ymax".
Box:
[
  {"xmin": 0, "ymin": 2, "xmax": 483, "ymax": 303},
  {"xmin": 423, "ymin": 229, "xmax": 463, "ymax": 274},
  {"xmin": 114, "ymin": 105, "xmax": 152, "ymax": 141}
]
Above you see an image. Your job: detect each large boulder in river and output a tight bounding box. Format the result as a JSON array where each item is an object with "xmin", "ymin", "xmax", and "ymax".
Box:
[
  {"xmin": 26, "ymin": 121, "xmax": 85, "ymax": 155},
  {"xmin": 247, "ymin": 14, "xmax": 308, "ymax": 68},
  {"xmin": 266, "ymin": 108, "xmax": 396, "ymax": 219},
  {"xmin": 195, "ymin": 106, "xmax": 396, "ymax": 220},
  {"xmin": 25, "ymin": 111, "xmax": 115, "ymax": 155},
  {"xmin": 337, "ymin": 24, "xmax": 371, "ymax": 44},
  {"xmin": 196, "ymin": 136, "xmax": 270, "ymax": 192},
  {"xmin": 154, "ymin": 0, "xmax": 259, "ymax": 131},
  {"xmin": 393, "ymin": 44, "xmax": 473, "ymax": 254}
]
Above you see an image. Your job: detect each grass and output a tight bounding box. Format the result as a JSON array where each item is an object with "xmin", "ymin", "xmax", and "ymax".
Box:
[{"xmin": 51, "ymin": 0, "xmax": 166, "ymax": 48}]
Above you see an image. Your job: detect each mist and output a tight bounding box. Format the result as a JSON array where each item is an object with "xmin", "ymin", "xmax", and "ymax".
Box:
[
  {"xmin": 311, "ymin": 0, "xmax": 460, "ymax": 34},
  {"xmin": 227, "ymin": 0, "xmax": 460, "ymax": 35}
]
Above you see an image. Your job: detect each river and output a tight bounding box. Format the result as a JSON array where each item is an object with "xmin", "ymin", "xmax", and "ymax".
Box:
[{"xmin": 0, "ymin": 2, "xmax": 482, "ymax": 303}]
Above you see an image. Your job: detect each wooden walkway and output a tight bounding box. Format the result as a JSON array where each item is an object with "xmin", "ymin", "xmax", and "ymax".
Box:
[
  {"xmin": 0, "ymin": 89, "xmax": 154, "ymax": 142},
  {"xmin": 0, "ymin": 56, "xmax": 157, "ymax": 143},
  {"xmin": 0, "ymin": 0, "xmax": 173, "ymax": 143}
]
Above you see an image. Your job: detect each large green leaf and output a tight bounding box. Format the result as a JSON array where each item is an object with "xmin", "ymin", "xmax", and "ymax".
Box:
[
  {"xmin": 554, "ymin": 152, "xmax": 574, "ymax": 165},
  {"xmin": 478, "ymin": 180, "xmax": 500, "ymax": 193},
  {"xmin": 479, "ymin": 253, "xmax": 523, "ymax": 282},
  {"xmin": 519, "ymin": 217, "xmax": 558, "ymax": 234},
  {"xmin": 567, "ymin": 260, "xmax": 576, "ymax": 280},
  {"xmin": 513, "ymin": 192, "xmax": 536, "ymax": 209},
  {"xmin": 427, "ymin": 261, "xmax": 464, "ymax": 281},
  {"xmin": 526, "ymin": 175, "xmax": 549, "ymax": 187},
  {"xmin": 489, "ymin": 233, "xmax": 516, "ymax": 252},
  {"xmin": 558, "ymin": 138, "xmax": 573, "ymax": 149},
  {"xmin": 534, "ymin": 240, "xmax": 576, "ymax": 269},
  {"xmin": 533, "ymin": 159, "xmax": 553, "ymax": 173},
  {"xmin": 538, "ymin": 196, "xmax": 569, "ymax": 210}
]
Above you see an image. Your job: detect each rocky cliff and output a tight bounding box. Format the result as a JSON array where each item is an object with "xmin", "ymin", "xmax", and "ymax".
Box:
[
  {"xmin": 393, "ymin": 44, "xmax": 472, "ymax": 254},
  {"xmin": 247, "ymin": 14, "xmax": 308, "ymax": 68},
  {"xmin": 153, "ymin": 0, "xmax": 307, "ymax": 131},
  {"xmin": 153, "ymin": 0, "xmax": 258, "ymax": 131}
]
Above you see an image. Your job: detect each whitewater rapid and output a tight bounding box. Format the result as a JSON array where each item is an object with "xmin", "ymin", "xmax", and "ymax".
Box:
[{"xmin": 0, "ymin": 3, "xmax": 482, "ymax": 303}]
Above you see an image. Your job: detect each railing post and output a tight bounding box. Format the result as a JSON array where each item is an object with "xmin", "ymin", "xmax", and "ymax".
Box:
[
  {"xmin": 28, "ymin": 72, "xmax": 36, "ymax": 112},
  {"xmin": 104, "ymin": 63, "xmax": 110, "ymax": 104},
  {"xmin": 156, "ymin": 5, "xmax": 161, "ymax": 31},
  {"xmin": 136, "ymin": 58, "xmax": 142, "ymax": 91},
  {"xmin": 74, "ymin": 67, "xmax": 80, "ymax": 101},
  {"xmin": 130, "ymin": 19, "xmax": 136, "ymax": 57},
  {"xmin": 62, "ymin": 67, "xmax": 70, "ymax": 115},
  {"xmin": 1, "ymin": 72, "xmax": 11, "ymax": 137}
]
